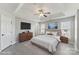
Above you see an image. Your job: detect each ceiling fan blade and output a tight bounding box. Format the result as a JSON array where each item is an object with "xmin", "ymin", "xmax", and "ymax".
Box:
[
  {"xmin": 43, "ymin": 15, "xmax": 47, "ymax": 17},
  {"xmin": 38, "ymin": 9, "xmax": 43, "ymax": 12}
]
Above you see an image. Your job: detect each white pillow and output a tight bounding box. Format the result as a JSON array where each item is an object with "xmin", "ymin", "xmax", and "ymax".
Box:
[
  {"xmin": 46, "ymin": 31, "xmax": 51, "ymax": 34},
  {"xmin": 52, "ymin": 32, "xmax": 57, "ymax": 36}
]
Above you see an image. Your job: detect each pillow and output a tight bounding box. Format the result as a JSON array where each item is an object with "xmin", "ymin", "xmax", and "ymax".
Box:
[
  {"xmin": 46, "ymin": 31, "xmax": 51, "ymax": 34},
  {"xmin": 47, "ymin": 33, "xmax": 53, "ymax": 35},
  {"xmin": 46, "ymin": 31, "xmax": 53, "ymax": 35},
  {"xmin": 52, "ymin": 32, "xmax": 58, "ymax": 36}
]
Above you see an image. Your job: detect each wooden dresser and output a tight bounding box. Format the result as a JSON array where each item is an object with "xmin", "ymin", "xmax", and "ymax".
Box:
[
  {"xmin": 60, "ymin": 36, "xmax": 68, "ymax": 43},
  {"xmin": 19, "ymin": 32, "xmax": 33, "ymax": 42}
]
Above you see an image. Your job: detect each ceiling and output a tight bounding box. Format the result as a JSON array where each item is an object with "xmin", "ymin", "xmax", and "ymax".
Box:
[{"xmin": 0, "ymin": 3, "xmax": 79, "ymax": 22}]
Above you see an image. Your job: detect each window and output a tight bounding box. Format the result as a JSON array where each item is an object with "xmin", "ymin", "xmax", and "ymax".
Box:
[
  {"xmin": 40, "ymin": 24, "xmax": 45, "ymax": 34},
  {"xmin": 60, "ymin": 21, "xmax": 72, "ymax": 39}
]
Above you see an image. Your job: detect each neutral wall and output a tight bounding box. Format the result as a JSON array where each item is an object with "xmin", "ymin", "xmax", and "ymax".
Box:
[
  {"xmin": 40, "ymin": 16, "xmax": 75, "ymax": 44},
  {"xmin": 0, "ymin": 15, "xmax": 1, "ymax": 51},
  {"xmin": 11, "ymin": 16, "xmax": 16, "ymax": 44},
  {"xmin": 15, "ymin": 18, "xmax": 39, "ymax": 42},
  {"xmin": 77, "ymin": 10, "xmax": 79, "ymax": 50}
]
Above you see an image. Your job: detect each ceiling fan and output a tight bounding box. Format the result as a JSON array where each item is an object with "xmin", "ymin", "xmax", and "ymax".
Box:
[{"xmin": 34, "ymin": 9, "xmax": 51, "ymax": 17}]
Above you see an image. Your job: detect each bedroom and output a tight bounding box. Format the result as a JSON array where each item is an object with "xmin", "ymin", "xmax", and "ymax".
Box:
[{"xmin": 0, "ymin": 3, "xmax": 78, "ymax": 55}]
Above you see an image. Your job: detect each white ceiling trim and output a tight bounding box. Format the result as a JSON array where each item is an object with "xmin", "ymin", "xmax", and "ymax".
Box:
[{"xmin": 14, "ymin": 3, "xmax": 24, "ymax": 14}]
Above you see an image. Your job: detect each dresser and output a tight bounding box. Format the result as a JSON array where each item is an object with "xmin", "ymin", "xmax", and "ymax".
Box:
[{"xmin": 19, "ymin": 32, "xmax": 33, "ymax": 42}]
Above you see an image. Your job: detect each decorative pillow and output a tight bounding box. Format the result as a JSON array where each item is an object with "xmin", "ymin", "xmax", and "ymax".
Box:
[
  {"xmin": 46, "ymin": 31, "xmax": 51, "ymax": 34},
  {"xmin": 46, "ymin": 31, "xmax": 53, "ymax": 35},
  {"xmin": 47, "ymin": 33, "xmax": 53, "ymax": 35},
  {"xmin": 52, "ymin": 32, "xmax": 58, "ymax": 36}
]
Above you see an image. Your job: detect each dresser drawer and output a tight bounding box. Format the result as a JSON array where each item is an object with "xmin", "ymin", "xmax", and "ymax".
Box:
[{"xmin": 60, "ymin": 36, "xmax": 68, "ymax": 43}]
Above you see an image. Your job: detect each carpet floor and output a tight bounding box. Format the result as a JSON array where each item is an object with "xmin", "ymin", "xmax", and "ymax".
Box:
[{"xmin": 0, "ymin": 41, "xmax": 79, "ymax": 55}]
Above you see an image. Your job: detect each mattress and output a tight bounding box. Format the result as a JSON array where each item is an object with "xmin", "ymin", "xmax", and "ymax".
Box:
[{"xmin": 31, "ymin": 35, "xmax": 60, "ymax": 53}]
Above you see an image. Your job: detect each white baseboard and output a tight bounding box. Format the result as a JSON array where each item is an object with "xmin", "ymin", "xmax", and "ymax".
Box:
[
  {"xmin": 11, "ymin": 40, "xmax": 18, "ymax": 45},
  {"xmin": 11, "ymin": 41, "xmax": 16, "ymax": 45},
  {"xmin": 0, "ymin": 41, "xmax": 17, "ymax": 52}
]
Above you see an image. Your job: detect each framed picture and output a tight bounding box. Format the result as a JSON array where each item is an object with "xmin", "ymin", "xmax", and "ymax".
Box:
[{"xmin": 48, "ymin": 22, "xmax": 58, "ymax": 29}]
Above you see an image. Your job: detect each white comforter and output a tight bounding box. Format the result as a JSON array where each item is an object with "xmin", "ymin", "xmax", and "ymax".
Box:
[{"xmin": 31, "ymin": 35, "xmax": 60, "ymax": 53}]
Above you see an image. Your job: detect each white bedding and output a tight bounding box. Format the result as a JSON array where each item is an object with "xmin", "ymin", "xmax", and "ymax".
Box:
[{"xmin": 31, "ymin": 35, "xmax": 60, "ymax": 53}]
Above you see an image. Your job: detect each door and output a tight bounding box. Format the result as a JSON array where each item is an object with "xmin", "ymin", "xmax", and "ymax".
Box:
[{"xmin": 1, "ymin": 15, "xmax": 12, "ymax": 50}]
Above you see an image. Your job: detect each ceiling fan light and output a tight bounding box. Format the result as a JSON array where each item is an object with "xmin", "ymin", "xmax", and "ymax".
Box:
[{"xmin": 40, "ymin": 13, "xmax": 43, "ymax": 16}]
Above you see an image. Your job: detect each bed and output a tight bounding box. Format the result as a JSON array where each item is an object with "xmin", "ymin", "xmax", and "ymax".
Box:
[{"xmin": 31, "ymin": 34, "xmax": 60, "ymax": 53}]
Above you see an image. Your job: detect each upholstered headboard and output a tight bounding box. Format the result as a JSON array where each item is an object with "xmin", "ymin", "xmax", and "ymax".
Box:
[{"xmin": 46, "ymin": 29, "xmax": 61, "ymax": 36}]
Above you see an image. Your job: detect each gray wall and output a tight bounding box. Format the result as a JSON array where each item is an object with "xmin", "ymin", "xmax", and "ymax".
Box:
[
  {"xmin": 0, "ymin": 15, "xmax": 1, "ymax": 51},
  {"xmin": 77, "ymin": 10, "xmax": 79, "ymax": 50},
  {"xmin": 15, "ymin": 18, "xmax": 39, "ymax": 42},
  {"xmin": 41, "ymin": 16, "xmax": 75, "ymax": 44}
]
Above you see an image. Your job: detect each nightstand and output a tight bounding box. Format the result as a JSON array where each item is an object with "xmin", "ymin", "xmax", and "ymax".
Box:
[{"xmin": 60, "ymin": 36, "xmax": 68, "ymax": 43}]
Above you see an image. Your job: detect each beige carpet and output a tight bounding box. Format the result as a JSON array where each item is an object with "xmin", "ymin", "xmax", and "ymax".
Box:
[{"xmin": 0, "ymin": 41, "xmax": 79, "ymax": 55}]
